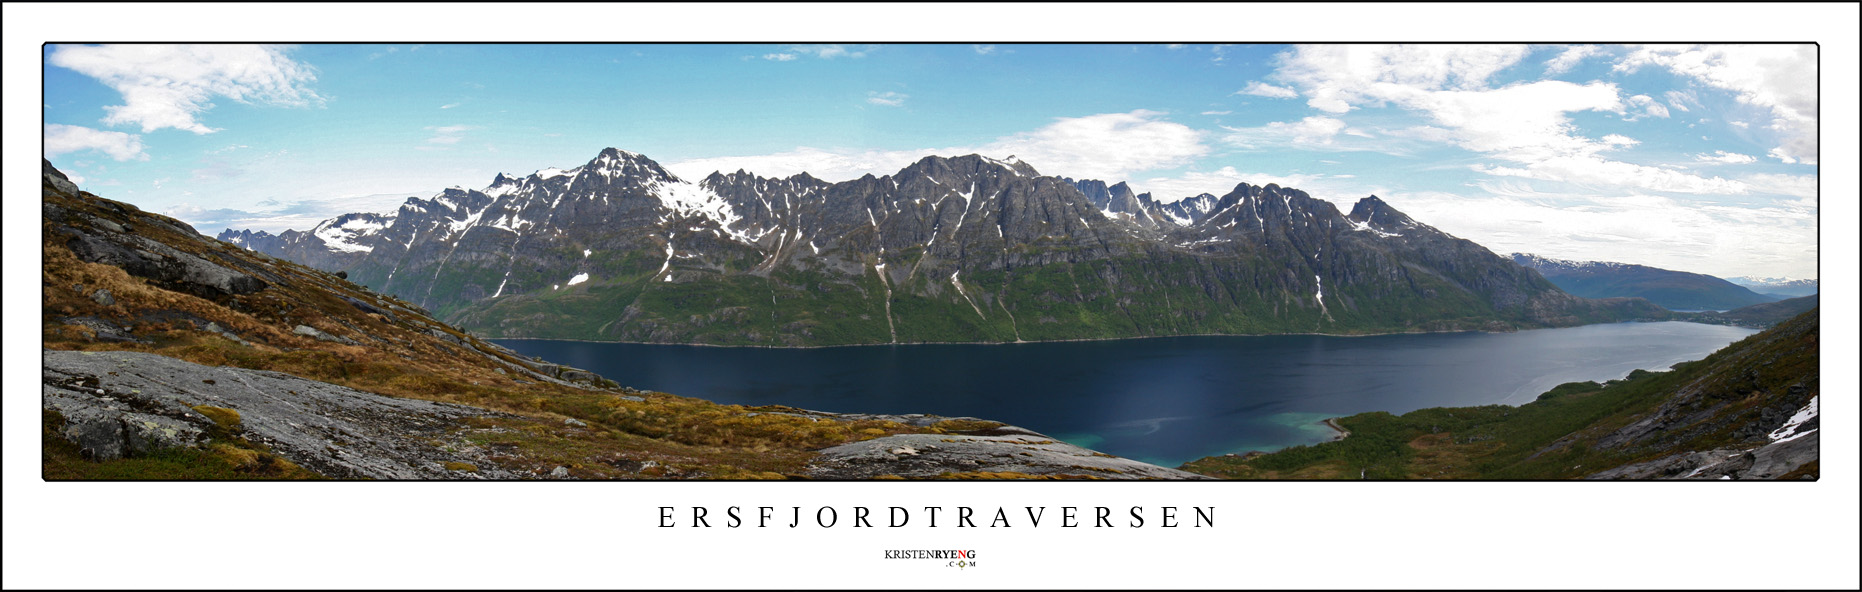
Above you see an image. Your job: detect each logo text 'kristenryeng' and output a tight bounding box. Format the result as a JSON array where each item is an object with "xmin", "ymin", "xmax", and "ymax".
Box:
[{"xmin": 658, "ymin": 506, "xmax": 1214, "ymax": 528}]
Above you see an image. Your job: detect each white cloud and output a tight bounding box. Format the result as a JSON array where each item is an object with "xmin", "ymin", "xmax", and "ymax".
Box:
[
  {"xmin": 1210, "ymin": 44, "xmax": 1233, "ymax": 64},
  {"xmin": 1272, "ymin": 44, "xmax": 1534, "ymax": 113},
  {"xmin": 1200, "ymin": 110, "xmax": 1231, "ymax": 116},
  {"xmin": 1615, "ymin": 44, "xmax": 1818, "ymax": 165},
  {"xmin": 1768, "ymin": 147, "xmax": 1798, "ymax": 164},
  {"xmin": 1693, "ymin": 150, "xmax": 1757, "ymax": 164},
  {"xmin": 1237, "ymin": 81, "xmax": 1298, "ymax": 99},
  {"xmin": 977, "ymin": 110, "xmax": 1207, "ymax": 181},
  {"xmin": 762, "ymin": 53, "xmax": 797, "ymax": 61},
  {"xmin": 1405, "ymin": 80, "xmax": 1623, "ymax": 159},
  {"xmin": 1475, "ymin": 156, "xmax": 1748, "ymax": 195},
  {"xmin": 866, "ymin": 91, "xmax": 908, "ymax": 107},
  {"xmin": 972, "ymin": 44, "xmax": 996, "ymax": 55},
  {"xmin": 440, "ymin": 102, "xmax": 460, "ymax": 109},
  {"xmin": 1738, "ymin": 172, "xmax": 1818, "ymax": 200},
  {"xmin": 1600, "ymin": 134, "xmax": 1638, "ymax": 147},
  {"xmin": 1260, "ymin": 45, "xmax": 1752, "ymax": 196},
  {"xmin": 1729, "ymin": 120, "xmax": 1750, "ymax": 128},
  {"xmin": 1543, "ymin": 44, "xmax": 1603, "ymax": 75},
  {"xmin": 1223, "ymin": 116, "xmax": 1354, "ymax": 147},
  {"xmin": 664, "ymin": 110, "xmax": 1207, "ymax": 184},
  {"xmin": 47, "ymin": 44, "xmax": 321, "ymax": 134},
  {"xmin": 424, "ymin": 124, "xmax": 472, "ymax": 145},
  {"xmin": 1624, "ymin": 94, "xmax": 1671, "ymax": 119},
  {"xmin": 1664, "ymin": 89, "xmax": 1698, "ymax": 112},
  {"xmin": 787, "ymin": 44, "xmax": 872, "ymax": 59},
  {"xmin": 44, "ymin": 124, "xmax": 147, "ymax": 161}
]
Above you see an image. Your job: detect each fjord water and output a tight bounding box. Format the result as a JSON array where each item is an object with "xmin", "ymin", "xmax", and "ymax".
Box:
[{"xmin": 495, "ymin": 321, "xmax": 1756, "ymax": 467}]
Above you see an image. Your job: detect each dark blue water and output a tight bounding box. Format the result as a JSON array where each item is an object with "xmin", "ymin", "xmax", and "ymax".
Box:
[{"xmin": 494, "ymin": 322, "xmax": 1756, "ymax": 467}]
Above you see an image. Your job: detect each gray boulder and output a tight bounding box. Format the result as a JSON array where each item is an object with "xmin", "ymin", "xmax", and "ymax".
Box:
[
  {"xmin": 293, "ymin": 324, "xmax": 359, "ymax": 346},
  {"xmin": 805, "ymin": 419, "xmax": 1211, "ymax": 480},
  {"xmin": 43, "ymin": 159, "xmax": 80, "ymax": 195},
  {"xmin": 43, "ymin": 350, "xmax": 519, "ymax": 479},
  {"xmin": 60, "ymin": 227, "xmax": 267, "ymax": 298}
]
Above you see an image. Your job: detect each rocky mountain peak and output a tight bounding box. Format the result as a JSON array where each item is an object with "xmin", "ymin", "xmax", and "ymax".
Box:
[
  {"xmin": 1347, "ymin": 195, "xmax": 1418, "ymax": 230},
  {"xmin": 586, "ymin": 147, "xmax": 678, "ymax": 184}
]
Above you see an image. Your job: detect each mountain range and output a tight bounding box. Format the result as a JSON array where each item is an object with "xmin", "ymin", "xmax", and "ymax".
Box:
[
  {"xmin": 1510, "ymin": 253, "xmax": 1780, "ymax": 311},
  {"xmin": 1726, "ymin": 276, "xmax": 1820, "ymax": 299},
  {"xmin": 219, "ymin": 148, "xmax": 1665, "ymax": 346},
  {"xmin": 43, "ymin": 160, "xmax": 1193, "ymax": 480}
]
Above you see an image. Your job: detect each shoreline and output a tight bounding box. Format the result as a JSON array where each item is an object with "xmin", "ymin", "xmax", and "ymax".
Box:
[
  {"xmin": 479, "ymin": 319, "xmax": 1710, "ymax": 350},
  {"xmin": 1320, "ymin": 417, "xmax": 1351, "ymax": 442},
  {"xmin": 486, "ymin": 328, "xmax": 1508, "ymax": 350}
]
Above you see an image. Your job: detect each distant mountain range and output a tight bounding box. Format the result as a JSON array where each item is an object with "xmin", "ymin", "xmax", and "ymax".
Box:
[
  {"xmin": 1510, "ymin": 253, "xmax": 1781, "ymax": 311},
  {"xmin": 218, "ymin": 148, "xmax": 1664, "ymax": 346},
  {"xmin": 1726, "ymin": 276, "xmax": 1820, "ymax": 299}
]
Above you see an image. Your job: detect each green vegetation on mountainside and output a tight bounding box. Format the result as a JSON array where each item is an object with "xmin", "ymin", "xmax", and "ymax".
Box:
[
  {"xmin": 446, "ymin": 250, "xmax": 1640, "ymax": 345},
  {"xmin": 1181, "ymin": 308, "xmax": 1818, "ymax": 479}
]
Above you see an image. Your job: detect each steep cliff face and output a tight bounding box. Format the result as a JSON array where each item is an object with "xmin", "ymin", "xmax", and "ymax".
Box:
[{"xmin": 222, "ymin": 148, "xmax": 1664, "ymax": 346}]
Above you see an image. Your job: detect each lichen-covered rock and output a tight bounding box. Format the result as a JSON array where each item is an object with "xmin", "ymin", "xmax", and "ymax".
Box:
[
  {"xmin": 292, "ymin": 324, "xmax": 358, "ymax": 345},
  {"xmin": 43, "ymin": 159, "xmax": 79, "ymax": 195},
  {"xmin": 43, "ymin": 350, "xmax": 519, "ymax": 479},
  {"xmin": 805, "ymin": 419, "xmax": 1212, "ymax": 480},
  {"xmin": 60, "ymin": 226, "xmax": 267, "ymax": 298},
  {"xmin": 59, "ymin": 316, "xmax": 145, "ymax": 344}
]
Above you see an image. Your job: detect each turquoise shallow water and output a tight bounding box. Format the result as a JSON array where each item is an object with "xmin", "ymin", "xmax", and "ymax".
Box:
[{"xmin": 496, "ymin": 321, "xmax": 1757, "ymax": 468}]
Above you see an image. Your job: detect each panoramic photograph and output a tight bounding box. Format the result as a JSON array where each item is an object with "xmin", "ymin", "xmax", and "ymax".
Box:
[{"xmin": 39, "ymin": 42, "xmax": 1819, "ymax": 481}]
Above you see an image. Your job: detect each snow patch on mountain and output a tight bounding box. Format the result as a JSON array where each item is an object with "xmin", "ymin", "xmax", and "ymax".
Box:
[
  {"xmin": 652, "ymin": 178, "xmax": 762, "ymax": 244},
  {"xmin": 536, "ymin": 167, "xmax": 579, "ymax": 181},
  {"xmin": 313, "ymin": 216, "xmax": 391, "ymax": 253},
  {"xmin": 1349, "ymin": 218, "xmax": 1401, "ymax": 238},
  {"xmin": 1769, "ymin": 396, "xmax": 1818, "ymax": 443}
]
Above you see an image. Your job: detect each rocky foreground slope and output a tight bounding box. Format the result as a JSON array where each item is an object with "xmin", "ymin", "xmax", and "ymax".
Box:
[
  {"xmin": 224, "ymin": 148, "xmax": 1665, "ymax": 346},
  {"xmin": 41, "ymin": 160, "xmax": 1193, "ymax": 480}
]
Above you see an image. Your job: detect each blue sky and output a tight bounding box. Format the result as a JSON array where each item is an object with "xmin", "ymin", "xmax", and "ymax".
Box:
[{"xmin": 42, "ymin": 42, "xmax": 1819, "ymax": 279}]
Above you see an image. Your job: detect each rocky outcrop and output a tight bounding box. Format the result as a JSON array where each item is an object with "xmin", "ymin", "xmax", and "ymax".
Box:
[
  {"xmin": 1586, "ymin": 434, "xmax": 1817, "ymax": 480},
  {"xmin": 808, "ymin": 431, "xmax": 1211, "ymax": 480},
  {"xmin": 61, "ymin": 227, "xmax": 268, "ymax": 298},
  {"xmin": 787, "ymin": 412, "xmax": 1208, "ymax": 480},
  {"xmin": 44, "ymin": 350, "xmax": 521, "ymax": 479}
]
